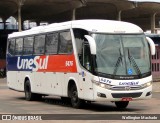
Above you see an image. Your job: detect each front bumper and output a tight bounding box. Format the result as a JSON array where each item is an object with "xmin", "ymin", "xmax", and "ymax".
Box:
[{"xmin": 92, "ymin": 84, "xmax": 152, "ymax": 102}]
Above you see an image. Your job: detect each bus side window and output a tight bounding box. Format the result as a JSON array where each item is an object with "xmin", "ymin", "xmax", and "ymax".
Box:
[
  {"xmin": 34, "ymin": 35, "xmax": 45, "ymax": 55},
  {"xmin": 8, "ymin": 39, "xmax": 15, "ymax": 55},
  {"xmin": 59, "ymin": 31, "xmax": 73, "ymax": 54},
  {"xmin": 15, "ymin": 38, "xmax": 23, "ymax": 55},
  {"xmin": 46, "ymin": 33, "xmax": 58, "ymax": 54},
  {"xmin": 23, "ymin": 37, "xmax": 34, "ymax": 55}
]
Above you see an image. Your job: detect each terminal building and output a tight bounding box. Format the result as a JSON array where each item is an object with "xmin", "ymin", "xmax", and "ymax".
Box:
[{"xmin": 0, "ymin": 0, "xmax": 160, "ymax": 79}]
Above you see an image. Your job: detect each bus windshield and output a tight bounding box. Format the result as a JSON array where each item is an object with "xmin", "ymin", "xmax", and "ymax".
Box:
[{"xmin": 92, "ymin": 34, "xmax": 151, "ymax": 79}]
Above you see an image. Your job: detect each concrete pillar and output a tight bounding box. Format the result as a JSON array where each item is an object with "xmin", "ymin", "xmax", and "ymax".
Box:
[
  {"xmin": 72, "ymin": 9, "xmax": 76, "ymax": 20},
  {"xmin": 18, "ymin": 0, "xmax": 25, "ymax": 31},
  {"xmin": 18, "ymin": 3, "xmax": 22, "ymax": 32},
  {"xmin": 151, "ymin": 13, "xmax": 157, "ymax": 33},
  {"xmin": 117, "ymin": 10, "xmax": 122, "ymax": 21}
]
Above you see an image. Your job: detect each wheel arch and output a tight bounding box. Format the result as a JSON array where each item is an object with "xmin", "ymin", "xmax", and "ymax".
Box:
[{"xmin": 67, "ymin": 78, "xmax": 79, "ymax": 98}]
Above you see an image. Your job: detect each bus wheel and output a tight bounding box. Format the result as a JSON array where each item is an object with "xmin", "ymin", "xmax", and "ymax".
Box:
[
  {"xmin": 24, "ymin": 80, "xmax": 35, "ymax": 101},
  {"xmin": 115, "ymin": 101, "xmax": 129, "ymax": 109},
  {"xmin": 70, "ymin": 84, "xmax": 84, "ymax": 108}
]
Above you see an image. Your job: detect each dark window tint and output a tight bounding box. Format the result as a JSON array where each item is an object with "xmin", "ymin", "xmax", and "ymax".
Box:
[
  {"xmin": 59, "ymin": 31, "xmax": 73, "ymax": 54},
  {"xmin": 34, "ymin": 35, "xmax": 45, "ymax": 55},
  {"xmin": 15, "ymin": 38, "xmax": 23, "ymax": 55},
  {"xmin": 8, "ymin": 39, "xmax": 15, "ymax": 55},
  {"xmin": 73, "ymin": 29, "xmax": 89, "ymax": 66},
  {"xmin": 24, "ymin": 37, "xmax": 34, "ymax": 55},
  {"xmin": 46, "ymin": 33, "xmax": 58, "ymax": 54}
]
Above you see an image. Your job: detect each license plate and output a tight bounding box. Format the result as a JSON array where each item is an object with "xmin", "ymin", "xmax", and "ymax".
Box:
[{"xmin": 121, "ymin": 97, "xmax": 132, "ymax": 101}]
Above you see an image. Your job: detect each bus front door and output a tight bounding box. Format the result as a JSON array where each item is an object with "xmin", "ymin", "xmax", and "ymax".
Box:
[{"xmin": 79, "ymin": 43, "xmax": 94, "ymax": 100}]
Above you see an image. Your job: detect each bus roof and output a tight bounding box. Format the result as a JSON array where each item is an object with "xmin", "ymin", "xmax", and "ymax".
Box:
[{"xmin": 8, "ymin": 19, "xmax": 143, "ymax": 38}]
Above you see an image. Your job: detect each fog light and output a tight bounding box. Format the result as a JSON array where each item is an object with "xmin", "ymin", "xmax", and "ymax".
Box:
[
  {"xmin": 97, "ymin": 92, "xmax": 106, "ymax": 98},
  {"xmin": 146, "ymin": 91, "xmax": 152, "ymax": 96}
]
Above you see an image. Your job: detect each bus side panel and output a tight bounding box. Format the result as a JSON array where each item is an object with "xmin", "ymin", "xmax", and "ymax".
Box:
[
  {"xmin": 33, "ymin": 72, "xmax": 45, "ymax": 93},
  {"xmin": 44, "ymin": 72, "xmax": 58, "ymax": 95},
  {"xmin": 17, "ymin": 71, "xmax": 24, "ymax": 91},
  {"xmin": 55, "ymin": 73, "xmax": 64, "ymax": 96},
  {"xmin": 33, "ymin": 72, "xmax": 63, "ymax": 96},
  {"xmin": 7, "ymin": 71, "xmax": 18, "ymax": 90}
]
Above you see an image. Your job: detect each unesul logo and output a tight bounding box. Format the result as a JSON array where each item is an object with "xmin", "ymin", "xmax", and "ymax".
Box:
[{"xmin": 17, "ymin": 56, "xmax": 49, "ymax": 71}]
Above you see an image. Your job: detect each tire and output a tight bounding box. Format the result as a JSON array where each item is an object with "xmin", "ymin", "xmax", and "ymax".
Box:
[
  {"xmin": 115, "ymin": 101, "xmax": 129, "ymax": 109},
  {"xmin": 24, "ymin": 80, "xmax": 34, "ymax": 101},
  {"xmin": 70, "ymin": 84, "xmax": 84, "ymax": 108},
  {"xmin": 24, "ymin": 80, "xmax": 42, "ymax": 101}
]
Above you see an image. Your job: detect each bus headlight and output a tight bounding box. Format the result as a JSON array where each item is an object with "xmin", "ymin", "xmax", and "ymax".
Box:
[
  {"xmin": 99, "ymin": 83, "xmax": 106, "ymax": 88},
  {"xmin": 91, "ymin": 77, "xmax": 112, "ymax": 89},
  {"xmin": 92, "ymin": 80, "xmax": 112, "ymax": 89},
  {"xmin": 99, "ymin": 83, "xmax": 112, "ymax": 89},
  {"xmin": 141, "ymin": 81, "xmax": 152, "ymax": 88}
]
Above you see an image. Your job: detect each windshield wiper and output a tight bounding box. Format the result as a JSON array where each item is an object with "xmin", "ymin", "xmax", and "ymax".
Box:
[
  {"xmin": 113, "ymin": 48, "xmax": 123, "ymax": 76},
  {"xmin": 128, "ymin": 49, "xmax": 142, "ymax": 77}
]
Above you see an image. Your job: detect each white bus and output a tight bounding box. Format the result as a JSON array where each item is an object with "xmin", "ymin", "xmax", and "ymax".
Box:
[{"xmin": 7, "ymin": 20, "xmax": 155, "ymax": 109}]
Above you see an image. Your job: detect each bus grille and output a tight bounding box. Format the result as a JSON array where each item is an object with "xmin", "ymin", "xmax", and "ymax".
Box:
[
  {"xmin": 110, "ymin": 86, "xmax": 142, "ymax": 91},
  {"xmin": 112, "ymin": 92, "xmax": 142, "ymax": 98}
]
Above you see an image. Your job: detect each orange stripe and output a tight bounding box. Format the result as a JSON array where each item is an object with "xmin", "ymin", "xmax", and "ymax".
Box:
[{"xmin": 37, "ymin": 54, "xmax": 77, "ymax": 73}]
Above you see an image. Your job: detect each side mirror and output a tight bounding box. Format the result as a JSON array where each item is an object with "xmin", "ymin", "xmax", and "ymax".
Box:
[
  {"xmin": 84, "ymin": 35, "xmax": 96, "ymax": 55},
  {"xmin": 146, "ymin": 37, "xmax": 156, "ymax": 55}
]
